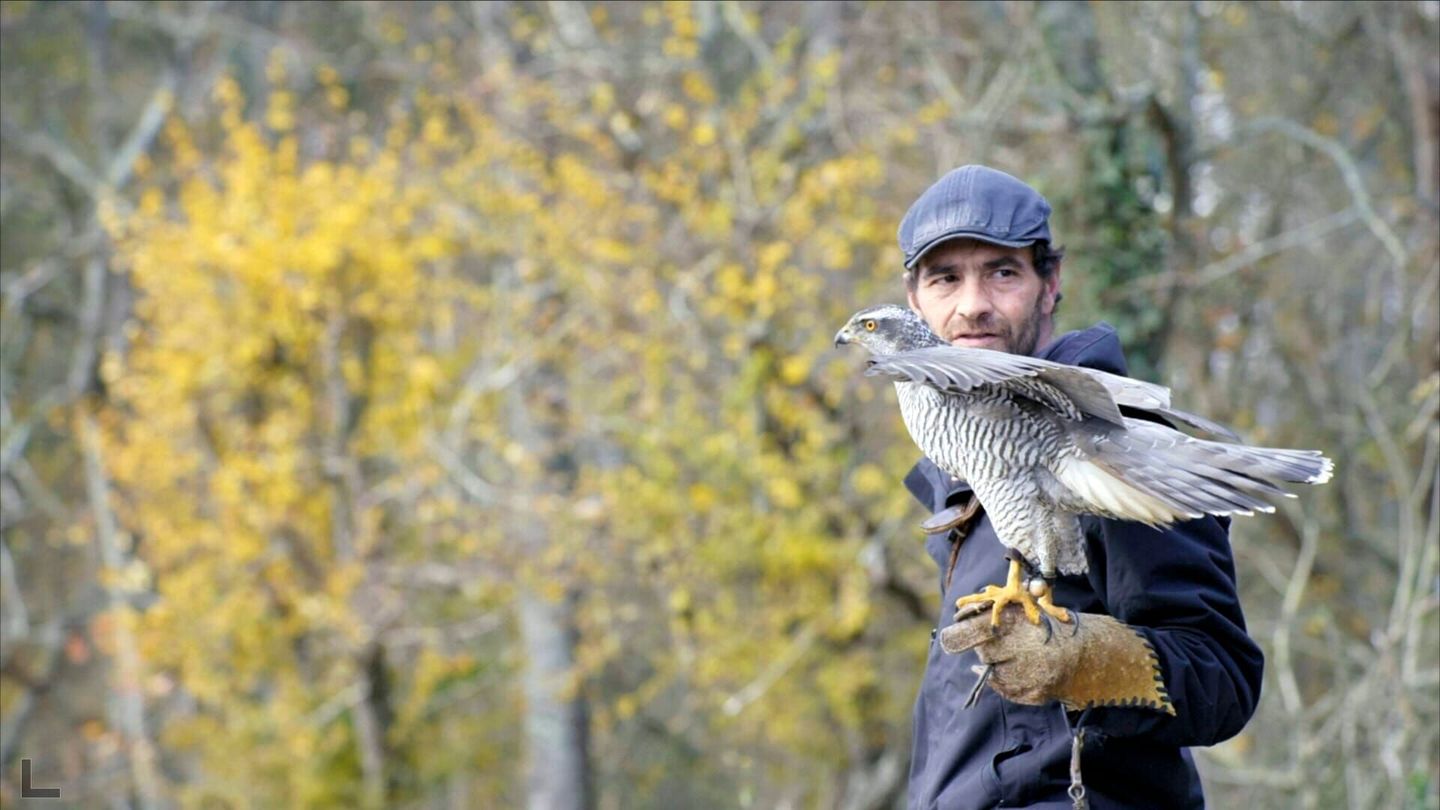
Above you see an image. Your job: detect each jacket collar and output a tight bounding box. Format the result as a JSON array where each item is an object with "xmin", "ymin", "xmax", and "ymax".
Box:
[
  {"xmin": 903, "ymin": 322, "xmax": 1126, "ymax": 512},
  {"xmin": 1036, "ymin": 321, "xmax": 1126, "ymax": 374}
]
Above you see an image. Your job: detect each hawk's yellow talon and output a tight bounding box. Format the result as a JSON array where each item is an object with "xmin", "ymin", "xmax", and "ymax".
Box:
[
  {"xmin": 1034, "ymin": 589, "xmax": 1073, "ymax": 625},
  {"xmin": 955, "ymin": 559, "xmax": 1073, "ymax": 627}
]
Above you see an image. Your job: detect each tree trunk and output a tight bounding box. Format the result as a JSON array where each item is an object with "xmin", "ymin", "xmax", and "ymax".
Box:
[
  {"xmin": 81, "ymin": 414, "xmax": 161, "ymax": 810},
  {"xmin": 516, "ymin": 584, "xmax": 591, "ymax": 810},
  {"xmin": 352, "ymin": 643, "xmax": 391, "ymax": 809},
  {"xmin": 507, "ymin": 346, "xmax": 592, "ymax": 810}
]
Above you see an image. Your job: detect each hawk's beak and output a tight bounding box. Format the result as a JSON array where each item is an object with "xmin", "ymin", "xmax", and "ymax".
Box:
[{"xmin": 834, "ymin": 327, "xmax": 851, "ymax": 347}]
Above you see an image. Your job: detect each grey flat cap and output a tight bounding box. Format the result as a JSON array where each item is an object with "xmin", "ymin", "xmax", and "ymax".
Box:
[{"xmin": 898, "ymin": 165, "xmax": 1052, "ymax": 269}]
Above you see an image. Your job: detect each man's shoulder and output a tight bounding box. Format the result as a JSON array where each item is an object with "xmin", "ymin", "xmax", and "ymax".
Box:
[{"xmin": 1038, "ymin": 322, "xmax": 1127, "ymax": 375}]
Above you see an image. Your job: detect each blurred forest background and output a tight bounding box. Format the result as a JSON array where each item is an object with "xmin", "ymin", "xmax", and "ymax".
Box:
[{"xmin": 1, "ymin": 1, "xmax": 1437, "ymax": 808}]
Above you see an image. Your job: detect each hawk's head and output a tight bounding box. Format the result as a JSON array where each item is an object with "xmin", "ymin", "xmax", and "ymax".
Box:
[{"xmin": 834, "ymin": 305, "xmax": 944, "ymax": 356}]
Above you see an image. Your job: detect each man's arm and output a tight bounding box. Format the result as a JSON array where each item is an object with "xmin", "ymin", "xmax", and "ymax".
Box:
[{"xmin": 1080, "ymin": 514, "xmax": 1264, "ymax": 746}]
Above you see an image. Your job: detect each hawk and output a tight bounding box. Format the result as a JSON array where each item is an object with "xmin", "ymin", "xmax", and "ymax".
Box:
[{"xmin": 835, "ymin": 304, "xmax": 1333, "ymax": 626}]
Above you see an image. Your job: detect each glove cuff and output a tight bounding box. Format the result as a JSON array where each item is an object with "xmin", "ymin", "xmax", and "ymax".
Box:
[{"xmin": 1058, "ymin": 614, "xmax": 1174, "ymax": 715}]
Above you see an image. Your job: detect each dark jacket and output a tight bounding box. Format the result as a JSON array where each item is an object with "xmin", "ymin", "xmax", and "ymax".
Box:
[{"xmin": 904, "ymin": 323, "xmax": 1264, "ymax": 810}]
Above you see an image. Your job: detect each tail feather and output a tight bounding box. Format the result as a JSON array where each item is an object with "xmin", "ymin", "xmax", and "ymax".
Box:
[
  {"xmin": 1098, "ymin": 456, "xmax": 1273, "ymax": 518},
  {"xmin": 1158, "ymin": 465, "xmax": 1273, "ymax": 513},
  {"xmin": 1061, "ymin": 418, "xmax": 1332, "ymax": 525},
  {"xmin": 1188, "ymin": 442, "xmax": 1334, "ymax": 485}
]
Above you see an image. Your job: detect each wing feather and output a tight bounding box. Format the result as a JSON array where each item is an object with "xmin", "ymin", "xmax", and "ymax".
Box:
[
  {"xmin": 867, "ymin": 346, "xmax": 1127, "ymax": 427},
  {"xmin": 867, "ymin": 344, "xmax": 1245, "ymax": 440},
  {"xmin": 1082, "ymin": 367, "xmax": 1241, "ymax": 440}
]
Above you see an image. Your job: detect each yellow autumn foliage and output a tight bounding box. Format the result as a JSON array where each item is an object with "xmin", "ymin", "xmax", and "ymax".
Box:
[{"xmin": 98, "ymin": 19, "xmax": 934, "ymax": 802}]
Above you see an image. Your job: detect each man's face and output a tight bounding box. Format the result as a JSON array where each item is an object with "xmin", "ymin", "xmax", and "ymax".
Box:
[{"xmin": 906, "ymin": 239, "xmax": 1061, "ymax": 356}]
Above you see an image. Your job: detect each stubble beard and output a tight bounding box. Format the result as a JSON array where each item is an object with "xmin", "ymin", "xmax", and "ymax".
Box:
[{"xmin": 1009, "ymin": 291, "xmax": 1049, "ymax": 357}]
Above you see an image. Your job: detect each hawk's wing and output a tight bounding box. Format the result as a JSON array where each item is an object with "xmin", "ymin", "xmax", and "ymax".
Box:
[
  {"xmin": 866, "ymin": 346, "xmax": 1127, "ymax": 428},
  {"xmin": 1082, "ymin": 368, "xmax": 1240, "ymax": 441},
  {"xmin": 867, "ymin": 346, "xmax": 1240, "ymax": 440}
]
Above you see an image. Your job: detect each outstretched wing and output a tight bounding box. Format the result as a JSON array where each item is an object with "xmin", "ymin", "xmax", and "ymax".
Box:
[
  {"xmin": 1082, "ymin": 367, "xmax": 1241, "ymax": 441},
  {"xmin": 866, "ymin": 346, "xmax": 1127, "ymax": 428},
  {"xmin": 1052, "ymin": 416, "xmax": 1333, "ymax": 527},
  {"xmin": 867, "ymin": 346, "xmax": 1240, "ymax": 440}
]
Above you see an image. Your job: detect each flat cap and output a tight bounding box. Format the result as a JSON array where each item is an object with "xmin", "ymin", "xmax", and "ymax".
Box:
[{"xmin": 898, "ymin": 165, "xmax": 1052, "ymax": 270}]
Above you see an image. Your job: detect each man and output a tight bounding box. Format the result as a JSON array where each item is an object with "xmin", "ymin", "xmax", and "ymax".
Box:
[{"xmin": 896, "ymin": 165, "xmax": 1263, "ymax": 809}]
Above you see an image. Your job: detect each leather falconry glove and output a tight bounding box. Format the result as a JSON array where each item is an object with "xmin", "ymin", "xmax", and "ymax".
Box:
[{"xmin": 939, "ymin": 602, "xmax": 1175, "ymax": 715}]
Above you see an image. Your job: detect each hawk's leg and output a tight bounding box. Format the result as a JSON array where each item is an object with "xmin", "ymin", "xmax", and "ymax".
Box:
[
  {"xmin": 1026, "ymin": 574, "xmax": 1076, "ymax": 627},
  {"xmin": 953, "ymin": 552, "xmax": 1037, "ymax": 627},
  {"xmin": 1030, "ymin": 580, "xmax": 1079, "ymax": 637},
  {"xmin": 956, "ymin": 551, "xmax": 1074, "ymax": 628}
]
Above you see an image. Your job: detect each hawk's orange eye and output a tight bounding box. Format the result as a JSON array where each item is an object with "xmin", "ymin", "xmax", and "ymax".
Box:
[{"xmin": 864, "ymin": 320, "xmax": 877, "ymax": 331}]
